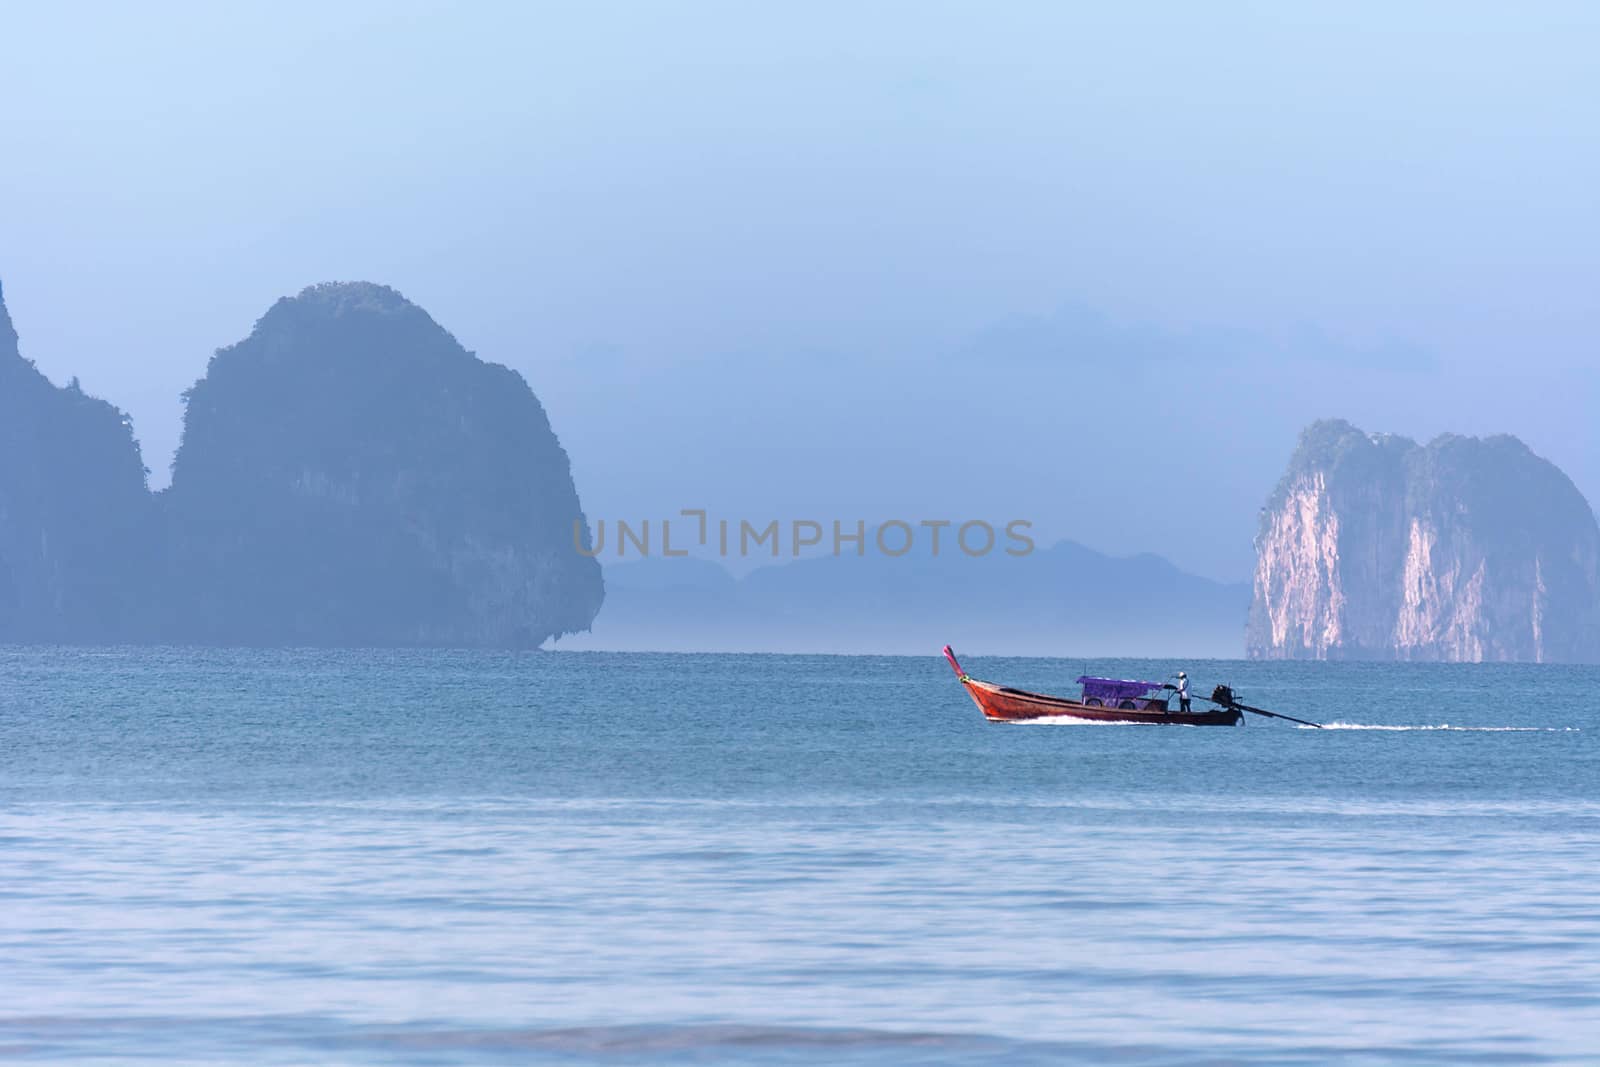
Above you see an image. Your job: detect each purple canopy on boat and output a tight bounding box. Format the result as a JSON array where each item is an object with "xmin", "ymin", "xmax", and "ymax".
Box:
[{"xmin": 1076, "ymin": 676, "xmax": 1166, "ymax": 702}]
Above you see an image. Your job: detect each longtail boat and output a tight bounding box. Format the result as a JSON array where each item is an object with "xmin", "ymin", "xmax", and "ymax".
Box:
[{"xmin": 942, "ymin": 645, "xmax": 1243, "ymax": 726}]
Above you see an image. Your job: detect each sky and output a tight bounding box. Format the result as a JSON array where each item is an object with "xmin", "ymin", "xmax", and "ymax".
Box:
[{"xmin": 2, "ymin": 1, "xmax": 1596, "ymax": 581}]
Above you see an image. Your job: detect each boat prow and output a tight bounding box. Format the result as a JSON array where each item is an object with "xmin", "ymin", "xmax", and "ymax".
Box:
[{"xmin": 941, "ymin": 645, "xmax": 1242, "ymax": 726}]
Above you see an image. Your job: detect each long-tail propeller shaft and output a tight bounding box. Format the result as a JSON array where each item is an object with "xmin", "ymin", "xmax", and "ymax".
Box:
[{"xmin": 1209, "ymin": 685, "xmax": 1324, "ymax": 729}]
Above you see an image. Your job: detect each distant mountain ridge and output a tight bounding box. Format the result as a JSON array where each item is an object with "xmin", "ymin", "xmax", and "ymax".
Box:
[
  {"xmin": 568, "ymin": 539, "xmax": 1249, "ymax": 656},
  {"xmin": 0, "ymin": 278, "xmax": 602, "ymax": 647},
  {"xmin": 1248, "ymin": 419, "xmax": 1600, "ymax": 662}
]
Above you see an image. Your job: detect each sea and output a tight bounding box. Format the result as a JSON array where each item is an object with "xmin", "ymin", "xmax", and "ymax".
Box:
[{"xmin": 1, "ymin": 648, "xmax": 1596, "ymax": 1065}]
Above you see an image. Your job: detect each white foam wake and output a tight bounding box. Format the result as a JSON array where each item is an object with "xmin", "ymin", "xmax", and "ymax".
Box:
[
  {"xmin": 1299, "ymin": 721, "xmax": 1577, "ymax": 732},
  {"xmin": 1008, "ymin": 718, "xmax": 1579, "ymax": 731}
]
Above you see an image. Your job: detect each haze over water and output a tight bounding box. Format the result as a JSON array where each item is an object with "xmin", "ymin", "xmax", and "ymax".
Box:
[
  {"xmin": 3, "ymin": 648, "xmax": 1596, "ymax": 1064},
  {"xmin": 6, "ymin": 3, "xmax": 1600, "ymax": 581}
]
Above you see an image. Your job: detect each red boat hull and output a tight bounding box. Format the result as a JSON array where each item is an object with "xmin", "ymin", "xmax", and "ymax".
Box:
[{"xmin": 958, "ymin": 677, "xmax": 1242, "ymax": 725}]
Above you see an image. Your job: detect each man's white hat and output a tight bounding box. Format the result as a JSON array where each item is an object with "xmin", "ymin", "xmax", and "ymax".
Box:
[{"xmin": 1177, "ymin": 671, "xmax": 1186, "ymax": 677}]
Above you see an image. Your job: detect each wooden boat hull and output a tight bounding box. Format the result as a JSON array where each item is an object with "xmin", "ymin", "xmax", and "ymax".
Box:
[
  {"xmin": 940, "ymin": 643, "xmax": 1241, "ymax": 726},
  {"xmin": 959, "ymin": 677, "xmax": 1242, "ymax": 725}
]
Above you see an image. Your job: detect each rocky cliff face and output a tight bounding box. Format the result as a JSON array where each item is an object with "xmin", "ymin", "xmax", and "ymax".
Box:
[
  {"xmin": 162, "ymin": 282, "xmax": 603, "ymax": 647},
  {"xmin": 1248, "ymin": 419, "xmax": 1600, "ymax": 662},
  {"xmin": 0, "ymin": 280, "xmax": 154, "ymax": 641}
]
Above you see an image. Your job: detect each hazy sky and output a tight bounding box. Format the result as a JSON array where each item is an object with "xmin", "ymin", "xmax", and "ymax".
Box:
[{"xmin": 3, "ymin": 1, "xmax": 1596, "ymax": 579}]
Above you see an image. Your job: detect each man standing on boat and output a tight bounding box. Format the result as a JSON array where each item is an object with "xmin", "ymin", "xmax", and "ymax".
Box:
[{"xmin": 1167, "ymin": 671, "xmax": 1191, "ymax": 713}]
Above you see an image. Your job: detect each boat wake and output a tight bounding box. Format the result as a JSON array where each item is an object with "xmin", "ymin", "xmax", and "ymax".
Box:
[
  {"xmin": 1298, "ymin": 722, "xmax": 1578, "ymax": 732},
  {"xmin": 1013, "ymin": 719, "xmax": 1579, "ymax": 731}
]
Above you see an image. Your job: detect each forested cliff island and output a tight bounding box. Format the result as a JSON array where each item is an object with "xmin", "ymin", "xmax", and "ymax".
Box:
[{"xmin": 0, "ymin": 279, "xmax": 603, "ymax": 647}]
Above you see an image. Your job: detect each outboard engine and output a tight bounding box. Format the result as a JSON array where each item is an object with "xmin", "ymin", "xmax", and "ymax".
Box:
[{"xmin": 1211, "ymin": 684, "xmax": 1236, "ymax": 708}]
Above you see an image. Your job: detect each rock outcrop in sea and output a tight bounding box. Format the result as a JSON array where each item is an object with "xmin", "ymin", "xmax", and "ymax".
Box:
[
  {"xmin": 1248, "ymin": 419, "xmax": 1600, "ymax": 662},
  {"xmin": 161, "ymin": 282, "xmax": 603, "ymax": 647},
  {"xmin": 0, "ymin": 280, "xmax": 155, "ymax": 641},
  {"xmin": 0, "ymin": 276, "xmax": 603, "ymax": 647}
]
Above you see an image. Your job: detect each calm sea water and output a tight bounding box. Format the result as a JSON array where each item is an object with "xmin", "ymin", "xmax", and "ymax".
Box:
[{"xmin": 1, "ymin": 648, "xmax": 1596, "ymax": 1065}]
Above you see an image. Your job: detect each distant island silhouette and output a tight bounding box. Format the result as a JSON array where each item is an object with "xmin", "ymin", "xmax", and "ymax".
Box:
[
  {"xmin": 0, "ymin": 279, "xmax": 154, "ymax": 642},
  {"xmin": 0, "ymin": 279, "xmax": 602, "ymax": 647}
]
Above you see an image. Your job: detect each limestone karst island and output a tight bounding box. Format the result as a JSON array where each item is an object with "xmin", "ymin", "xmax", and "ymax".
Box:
[{"xmin": 1249, "ymin": 419, "xmax": 1600, "ymax": 663}]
